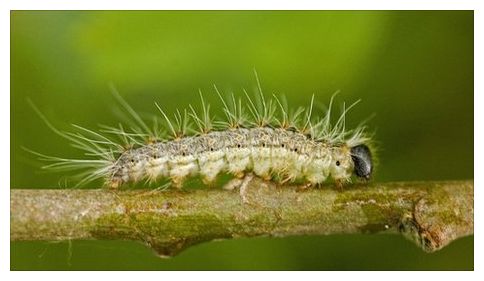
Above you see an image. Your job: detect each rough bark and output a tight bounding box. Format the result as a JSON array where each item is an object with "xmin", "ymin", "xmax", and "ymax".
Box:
[{"xmin": 10, "ymin": 180, "xmax": 473, "ymax": 257}]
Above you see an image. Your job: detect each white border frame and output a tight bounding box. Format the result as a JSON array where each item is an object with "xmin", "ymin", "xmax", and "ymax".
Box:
[{"xmin": 2, "ymin": 0, "xmax": 480, "ymax": 278}]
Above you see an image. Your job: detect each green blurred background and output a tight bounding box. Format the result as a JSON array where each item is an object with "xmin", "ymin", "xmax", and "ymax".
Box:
[{"xmin": 11, "ymin": 11, "xmax": 473, "ymax": 270}]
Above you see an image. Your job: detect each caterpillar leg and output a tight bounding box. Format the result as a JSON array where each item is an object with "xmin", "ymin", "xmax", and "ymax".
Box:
[
  {"xmin": 222, "ymin": 178, "xmax": 243, "ymax": 191},
  {"xmin": 296, "ymin": 182, "xmax": 314, "ymax": 192},
  {"xmin": 335, "ymin": 179, "xmax": 345, "ymax": 191},
  {"xmin": 222, "ymin": 173, "xmax": 255, "ymax": 204},
  {"xmin": 171, "ymin": 177, "xmax": 184, "ymax": 189},
  {"xmin": 239, "ymin": 173, "xmax": 254, "ymax": 204},
  {"xmin": 279, "ymin": 175, "xmax": 294, "ymax": 185},
  {"xmin": 107, "ymin": 179, "xmax": 121, "ymax": 190}
]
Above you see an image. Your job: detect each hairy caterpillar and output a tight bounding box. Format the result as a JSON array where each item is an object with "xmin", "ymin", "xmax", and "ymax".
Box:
[{"xmin": 29, "ymin": 76, "xmax": 375, "ymax": 192}]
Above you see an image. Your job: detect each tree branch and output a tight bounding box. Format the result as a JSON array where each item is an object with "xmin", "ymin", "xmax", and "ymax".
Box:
[{"xmin": 10, "ymin": 180, "xmax": 473, "ymax": 257}]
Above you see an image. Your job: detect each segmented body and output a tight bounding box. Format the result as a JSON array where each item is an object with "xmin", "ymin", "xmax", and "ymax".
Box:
[{"xmin": 110, "ymin": 127, "xmax": 353, "ymax": 188}]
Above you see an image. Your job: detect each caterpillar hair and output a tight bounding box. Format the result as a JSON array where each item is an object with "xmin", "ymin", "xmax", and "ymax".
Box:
[{"xmin": 27, "ymin": 74, "xmax": 376, "ymax": 190}]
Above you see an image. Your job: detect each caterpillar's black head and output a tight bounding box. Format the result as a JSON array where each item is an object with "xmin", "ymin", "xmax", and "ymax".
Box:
[{"xmin": 350, "ymin": 144, "xmax": 373, "ymax": 180}]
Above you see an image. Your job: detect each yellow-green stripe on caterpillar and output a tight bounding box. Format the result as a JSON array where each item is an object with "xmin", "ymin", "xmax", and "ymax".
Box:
[{"xmin": 28, "ymin": 76, "xmax": 375, "ymax": 191}]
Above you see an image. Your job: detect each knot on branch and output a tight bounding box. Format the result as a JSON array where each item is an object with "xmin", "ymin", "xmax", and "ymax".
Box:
[
  {"xmin": 399, "ymin": 212, "xmax": 438, "ymax": 252},
  {"xmin": 398, "ymin": 185, "xmax": 474, "ymax": 252}
]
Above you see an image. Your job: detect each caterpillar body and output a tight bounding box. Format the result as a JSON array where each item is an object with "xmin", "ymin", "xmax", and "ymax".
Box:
[{"xmin": 30, "ymin": 78, "xmax": 375, "ymax": 190}]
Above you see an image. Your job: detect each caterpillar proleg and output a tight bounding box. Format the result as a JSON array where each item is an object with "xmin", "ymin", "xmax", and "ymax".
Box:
[{"xmin": 29, "ymin": 77, "xmax": 375, "ymax": 190}]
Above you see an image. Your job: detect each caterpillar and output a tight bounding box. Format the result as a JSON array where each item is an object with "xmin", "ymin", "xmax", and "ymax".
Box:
[{"xmin": 29, "ymin": 76, "xmax": 375, "ymax": 192}]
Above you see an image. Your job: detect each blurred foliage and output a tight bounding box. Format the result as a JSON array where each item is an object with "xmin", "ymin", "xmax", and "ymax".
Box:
[{"xmin": 11, "ymin": 11, "xmax": 473, "ymax": 270}]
